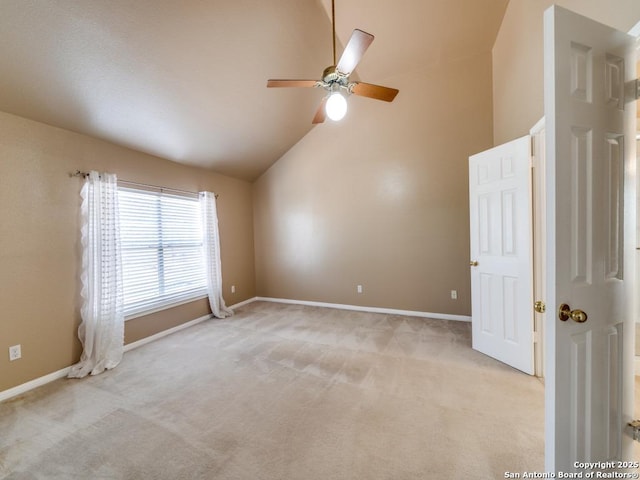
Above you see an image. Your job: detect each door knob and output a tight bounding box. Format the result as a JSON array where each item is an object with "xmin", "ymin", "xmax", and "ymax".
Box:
[
  {"xmin": 469, "ymin": 261, "xmax": 478, "ymax": 267},
  {"xmin": 558, "ymin": 303, "xmax": 588, "ymax": 323},
  {"xmin": 534, "ymin": 301, "xmax": 546, "ymax": 313}
]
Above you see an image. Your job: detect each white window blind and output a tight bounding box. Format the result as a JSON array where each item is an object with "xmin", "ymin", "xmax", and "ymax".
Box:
[{"xmin": 118, "ymin": 186, "xmax": 206, "ymax": 318}]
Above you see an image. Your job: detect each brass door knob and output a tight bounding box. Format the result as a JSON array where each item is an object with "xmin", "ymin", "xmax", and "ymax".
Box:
[
  {"xmin": 534, "ymin": 301, "xmax": 546, "ymax": 313},
  {"xmin": 469, "ymin": 261, "xmax": 478, "ymax": 267},
  {"xmin": 558, "ymin": 303, "xmax": 587, "ymax": 323}
]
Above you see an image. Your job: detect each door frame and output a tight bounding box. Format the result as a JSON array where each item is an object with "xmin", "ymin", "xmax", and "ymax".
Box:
[{"xmin": 531, "ymin": 117, "xmax": 546, "ymax": 379}]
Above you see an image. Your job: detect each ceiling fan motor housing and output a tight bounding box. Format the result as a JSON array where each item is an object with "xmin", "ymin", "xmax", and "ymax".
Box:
[{"xmin": 322, "ymin": 66, "xmax": 349, "ymax": 89}]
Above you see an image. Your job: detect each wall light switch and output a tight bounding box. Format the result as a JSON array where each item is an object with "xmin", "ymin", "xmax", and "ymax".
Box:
[
  {"xmin": 451, "ymin": 290, "xmax": 458, "ymax": 300},
  {"xmin": 357, "ymin": 285, "xmax": 363, "ymax": 294},
  {"xmin": 231, "ymin": 285, "xmax": 236, "ymax": 294}
]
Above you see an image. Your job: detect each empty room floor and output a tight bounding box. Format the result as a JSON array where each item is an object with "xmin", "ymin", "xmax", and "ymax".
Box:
[{"xmin": 0, "ymin": 301, "xmax": 545, "ymax": 479}]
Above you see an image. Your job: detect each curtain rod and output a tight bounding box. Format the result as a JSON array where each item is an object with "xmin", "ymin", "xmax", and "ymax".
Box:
[{"xmin": 70, "ymin": 170, "xmax": 218, "ymax": 199}]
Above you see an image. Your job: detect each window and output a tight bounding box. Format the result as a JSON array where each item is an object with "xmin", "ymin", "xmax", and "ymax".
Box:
[{"xmin": 118, "ymin": 186, "xmax": 206, "ymax": 318}]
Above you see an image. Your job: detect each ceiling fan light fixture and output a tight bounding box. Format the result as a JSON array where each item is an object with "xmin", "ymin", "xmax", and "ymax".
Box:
[
  {"xmin": 325, "ymin": 91, "xmax": 347, "ymax": 121},
  {"xmin": 266, "ymin": 0, "xmax": 398, "ymax": 124}
]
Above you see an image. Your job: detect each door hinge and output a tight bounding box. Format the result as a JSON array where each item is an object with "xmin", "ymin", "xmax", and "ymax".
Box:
[
  {"xmin": 628, "ymin": 420, "xmax": 640, "ymax": 441},
  {"xmin": 530, "ymin": 137, "xmax": 535, "ymax": 158},
  {"xmin": 626, "ymin": 79, "xmax": 640, "ymax": 101}
]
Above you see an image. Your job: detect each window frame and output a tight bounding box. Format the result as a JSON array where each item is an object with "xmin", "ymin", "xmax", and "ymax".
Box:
[{"xmin": 117, "ymin": 185, "xmax": 207, "ymax": 321}]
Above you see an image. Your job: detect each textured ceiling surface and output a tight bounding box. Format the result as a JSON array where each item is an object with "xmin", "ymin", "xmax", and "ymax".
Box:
[{"xmin": 0, "ymin": 0, "xmax": 508, "ymax": 181}]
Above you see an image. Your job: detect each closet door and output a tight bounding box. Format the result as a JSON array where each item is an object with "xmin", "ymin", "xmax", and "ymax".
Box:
[{"xmin": 469, "ymin": 135, "xmax": 534, "ymax": 375}]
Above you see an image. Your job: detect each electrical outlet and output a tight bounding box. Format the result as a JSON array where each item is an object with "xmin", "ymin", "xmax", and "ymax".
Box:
[
  {"xmin": 357, "ymin": 285, "xmax": 363, "ymax": 294},
  {"xmin": 451, "ymin": 290, "xmax": 458, "ymax": 300},
  {"xmin": 9, "ymin": 344, "xmax": 21, "ymax": 361},
  {"xmin": 231, "ymin": 285, "xmax": 236, "ymax": 294}
]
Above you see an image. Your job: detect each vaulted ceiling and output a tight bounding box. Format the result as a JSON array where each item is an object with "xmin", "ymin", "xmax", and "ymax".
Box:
[{"xmin": 0, "ymin": 0, "xmax": 508, "ymax": 181}]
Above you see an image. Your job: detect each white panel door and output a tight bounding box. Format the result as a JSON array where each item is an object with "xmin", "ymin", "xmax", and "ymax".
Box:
[
  {"xmin": 544, "ymin": 6, "xmax": 636, "ymax": 472},
  {"xmin": 469, "ymin": 135, "xmax": 534, "ymax": 375}
]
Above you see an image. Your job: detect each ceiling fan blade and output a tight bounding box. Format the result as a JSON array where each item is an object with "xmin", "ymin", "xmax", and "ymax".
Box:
[
  {"xmin": 336, "ymin": 29, "xmax": 374, "ymax": 75},
  {"xmin": 312, "ymin": 97, "xmax": 328, "ymax": 124},
  {"xmin": 267, "ymin": 79, "xmax": 318, "ymax": 88},
  {"xmin": 351, "ymin": 82, "xmax": 399, "ymax": 102}
]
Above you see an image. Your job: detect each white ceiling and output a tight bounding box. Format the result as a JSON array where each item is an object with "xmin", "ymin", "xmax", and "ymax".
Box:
[{"xmin": 0, "ymin": 0, "xmax": 508, "ymax": 181}]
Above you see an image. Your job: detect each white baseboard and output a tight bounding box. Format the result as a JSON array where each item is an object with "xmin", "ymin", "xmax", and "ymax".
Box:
[
  {"xmin": 123, "ymin": 297, "xmax": 257, "ymax": 352},
  {"xmin": 228, "ymin": 297, "xmax": 258, "ymax": 310},
  {"xmin": 0, "ymin": 366, "xmax": 71, "ymax": 404},
  {"xmin": 0, "ymin": 296, "xmax": 468, "ymax": 403},
  {"xmin": 123, "ymin": 313, "xmax": 213, "ymax": 352},
  {"xmin": 1, "ymin": 313, "xmax": 216, "ymax": 404},
  {"xmin": 255, "ymin": 296, "xmax": 472, "ymax": 322}
]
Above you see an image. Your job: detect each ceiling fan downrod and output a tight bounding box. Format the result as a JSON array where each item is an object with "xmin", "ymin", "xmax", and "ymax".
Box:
[{"xmin": 332, "ymin": 0, "xmax": 336, "ymax": 66}]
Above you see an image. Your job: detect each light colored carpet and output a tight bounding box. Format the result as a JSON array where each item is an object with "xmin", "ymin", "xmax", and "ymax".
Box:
[{"xmin": 0, "ymin": 301, "xmax": 545, "ymax": 479}]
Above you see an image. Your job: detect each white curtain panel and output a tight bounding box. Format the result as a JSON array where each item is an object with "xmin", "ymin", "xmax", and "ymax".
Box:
[
  {"xmin": 200, "ymin": 192, "xmax": 232, "ymax": 318},
  {"xmin": 68, "ymin": 171, "xmax": 124, "ymax": 378}
]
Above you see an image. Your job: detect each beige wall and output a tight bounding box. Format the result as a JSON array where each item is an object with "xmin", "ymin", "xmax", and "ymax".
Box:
[
  {"xmin": 253, "ymin": 52, "xmax": 495, "ymax": 316},
  {"xmin": 0, "ymin": 111, "xmax": 255, "ymax": 392},
  {"xmin": 493, "ymin": 0, "xmax": 640, "ymax": 145}
]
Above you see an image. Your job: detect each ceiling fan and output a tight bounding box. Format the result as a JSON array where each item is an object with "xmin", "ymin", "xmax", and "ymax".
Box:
[{"xmin": 266, "ymin": 0, "xmax": 399, "ymax": 124}]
